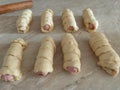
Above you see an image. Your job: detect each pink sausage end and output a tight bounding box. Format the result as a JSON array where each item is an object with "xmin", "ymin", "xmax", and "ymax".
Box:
[
  {"xmin": 68, "ymin": 26, "xmax": 74, "ymax": 31},
  {"xmin": 1, "ymin": 74, "xmax": 14, "ymax": 81},
  {"xmin": 43, "ymin": 24, "xmax": 50, "ymax": 31},
  {"xmin": 88, "ymin": 23, "xmax": 95, "ymax": 30},
  {"xmin": 66, "ymin": 66, "xmax": 78, "ymax": 74}
]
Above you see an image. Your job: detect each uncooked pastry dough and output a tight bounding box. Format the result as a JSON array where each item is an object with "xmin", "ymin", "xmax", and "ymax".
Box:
[
  {"xmin": 0, "ymin": 38, "xmax": 27, "ymax": 81},
  {"xmin": 41, "ymin": 9, "xmax": 54, "ymax": 32},
  {"xmin": 34, "ymin": 36, "xmax": 56, "ymax": 76},
  {"xmin": 17, "ymin": 9, "xmax": 32, "ymax": 33},
  {"xmin": 61, "ymin": 33, "xmax": 81, "ymax": 74},
  {"xmin": 62, "ymin": 9, "xmax": 79, "ymax": 32},
  {"xmin": 82, "ymin": 8, "xmax": 98, "ymax": 32},
  {"xmin": 89, "ymin": 32, "xmax": 120, "ymax": 76}
]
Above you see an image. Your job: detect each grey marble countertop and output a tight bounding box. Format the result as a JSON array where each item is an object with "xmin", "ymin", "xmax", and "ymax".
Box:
[{"xmin": 0, "ymin": 0, "xmax": 120, "ymax": 90}]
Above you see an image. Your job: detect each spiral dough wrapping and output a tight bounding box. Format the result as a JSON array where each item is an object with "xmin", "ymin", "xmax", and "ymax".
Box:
[
  {"xmin": 82, "ymin": 8, "xmax": 98, "ymax": 32},
  {"xmin": 61, "ymin": 33, "xmax": 81, "ymax": 74},
  {"xmin": 41, "ymin": 9, "xmax": 54, "ymax": 32},
  {"xmin": 34, "ymin": 36, "xmax": 56, "ymax": 76},
  {"xmin": 17, "ymin": 9, "xmax": 32, "ymax": 33},
  {"xmin": 0, "ymin": 38, "xmax": 27, "ymax": 81},
  {"xmin": 62, "ymin": 9, "xmax": 79, "ymax": 32},
  {"xmin": 89, "ymin": 32, "xmax": 120, "ymax": 76}
]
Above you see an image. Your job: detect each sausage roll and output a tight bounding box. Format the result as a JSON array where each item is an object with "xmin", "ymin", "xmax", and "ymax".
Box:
[
  {"xmin": 41, "ymin": 9, "xmax": 54, "ymax": 32},
  {"xmin": 61, "ymin": 33, "xmax": 81, "ymax": 74},
  {"xmin": 89, "ymin": 32, "xmax": 120, "ymax": 76},
  {"xmin": 82, "ymin": 8, "xmax": 98, "ymax": 32},
  {"xmin": 17, "ymin": 9, "xmax": 32, "ymax": 33},
  {"xmin": 0, "ymin": 38, "xmax": 27, "ymax": 81},
  {"xmin": 34, "ymin": 36, "xmax": 56, "ymax": 76},
  {"xmin": 62, "ymin": 9, "xmax": 79, "ymax": 32}
]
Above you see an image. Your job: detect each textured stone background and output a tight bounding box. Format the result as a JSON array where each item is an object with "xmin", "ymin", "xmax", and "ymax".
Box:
[{"xmin": 0, "ymin": 0, "xmax": 120, "ymax": 90}]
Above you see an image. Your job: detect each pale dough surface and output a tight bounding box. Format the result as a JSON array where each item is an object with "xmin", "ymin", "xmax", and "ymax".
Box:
[
  {"xmin": 82, "ymin": 8, "xmax": 98, "ymax": 32},
  {"xmin": 17, "ymin": 9, "xmax": 32, "ymax": 34},
  {"xmin": 0, "ymin": 38, "xmax": 27, "ymax": 81},
  {"xmin": 62, "ymin": 9, "xmax": 79, "ymax": 32},
  {"xmin": 61, "ymin": 33, "xmax": 81, "ymax": 73},
  {"xmin": 41, "ymin": 9, "xmax": 54, "ymax": 32},
  {"xmin": 34, "ymin": 36, "xmax": 56, "ymax": 75},
  {"xmin": 89, "ymin": 32, "xmax": 120, "ymax": 76}
]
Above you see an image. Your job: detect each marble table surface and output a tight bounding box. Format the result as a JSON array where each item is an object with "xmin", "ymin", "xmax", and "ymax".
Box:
[{"xmin": 0, "ymin": 0, "xmax": 120, "ymax": 90}]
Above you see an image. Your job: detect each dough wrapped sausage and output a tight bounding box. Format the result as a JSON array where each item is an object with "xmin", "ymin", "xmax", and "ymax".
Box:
[
  {"xmin": 41, "ymin": 9, "xmax": 54, "ymax": 32},
  {"xmin": 82, "ymin": 8, "xmax": 98, "ymax": 32},
  {"xmin": 61, "ymin": 33, "xmax": 81, "ymax": 74},
  {"xmin": 17, "ymin": 9, "xmax": 32, "ymax": 33},
  {"xmin": 62, "ymin": 9, "xmax": 79, "ymax": 32},
  {"xmin": 0, "ymin": 38, "xmax": 27, "ymax": 81},
  {"xmin": 89, "ymin": 32, "xmax": 120, "ymax": 76},
  {"xmin": 34, "ymin": 36, "xmax": 56, "ymax": 76}
]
